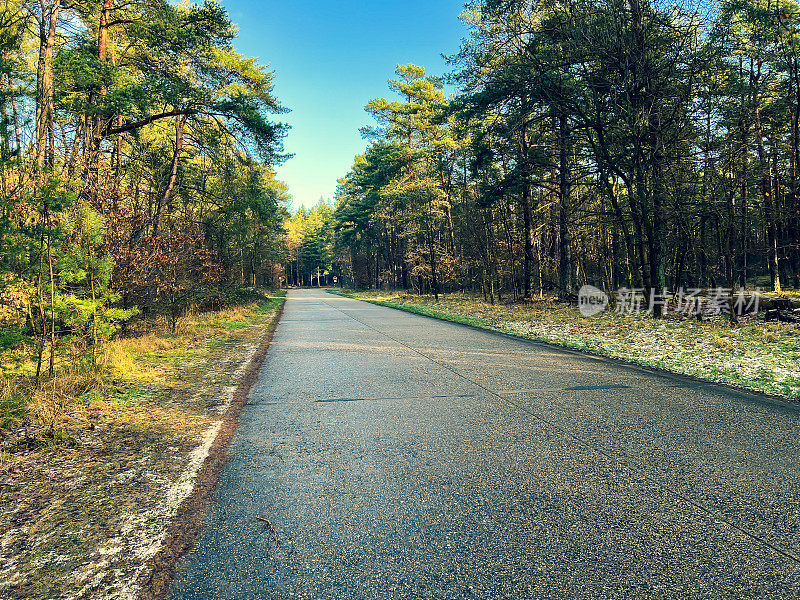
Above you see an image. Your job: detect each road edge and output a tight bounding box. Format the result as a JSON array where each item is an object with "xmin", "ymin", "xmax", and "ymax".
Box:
[
  {"xmin": 135, "ymin": 298, "xmax": 286, "ymax": 600},
  {"xmin": 327, "ymin": 289, "xmax": 799, "ymax": 409}
]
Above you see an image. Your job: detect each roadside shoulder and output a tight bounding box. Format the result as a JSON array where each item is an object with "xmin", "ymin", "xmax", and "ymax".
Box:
[{"xmin": 0, "ymin": 295, "xmax": 285, "ymax": 600}]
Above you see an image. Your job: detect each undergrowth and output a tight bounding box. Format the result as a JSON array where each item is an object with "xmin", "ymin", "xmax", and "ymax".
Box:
[{"xmin": 0, "ymin": 289, "xmax": 285, "ymax": 450}]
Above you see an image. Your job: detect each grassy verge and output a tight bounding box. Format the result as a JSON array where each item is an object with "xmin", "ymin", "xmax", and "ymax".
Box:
[
  {"xmin": 0, "ymin": 290, "xmax": 285, "ymax": 600},
  {"xmin": 329, "ymin": 289, "xmax": 800, "ymax": 401}
]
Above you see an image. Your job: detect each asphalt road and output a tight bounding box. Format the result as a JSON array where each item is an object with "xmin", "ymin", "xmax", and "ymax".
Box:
[{"xmin": 169, "ymin": 289, "xmax": 800, "ymax": 599}]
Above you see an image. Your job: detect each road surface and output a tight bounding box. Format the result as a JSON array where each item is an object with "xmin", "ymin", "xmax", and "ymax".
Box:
[{"xmin": 170, "ymin": 289, "xmax": 800, "ymax": 599}]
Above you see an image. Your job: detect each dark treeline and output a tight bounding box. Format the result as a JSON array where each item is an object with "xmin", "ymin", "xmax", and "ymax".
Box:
[
  {"xmin": 331, "ymin": 0, "xmax": 800, "ymax": 312},
  {"xmin": 0, "ymin": 0, "xmax": 289, "ymax": 379}
]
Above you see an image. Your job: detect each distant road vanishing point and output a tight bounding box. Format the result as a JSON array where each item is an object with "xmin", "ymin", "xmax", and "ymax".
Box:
[{"xmin": 170, "ymin": 289, "xmax": 800, "ymax": 599}]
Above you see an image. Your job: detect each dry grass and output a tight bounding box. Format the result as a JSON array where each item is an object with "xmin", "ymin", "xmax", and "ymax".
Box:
[
  {"xmin": 1, "ymin": 359, "xmax": 104, "ymax": 430},
  {"xmin": 712, "ymin": 334, "xmax": 734, "ymax": 351},
  {"xmin": 0, "ymin": 291, "xmax": 285, "ymax": 599},
  {"xmin": 0, "ymin": 297, "xmax": 273, "ymax": 445}
]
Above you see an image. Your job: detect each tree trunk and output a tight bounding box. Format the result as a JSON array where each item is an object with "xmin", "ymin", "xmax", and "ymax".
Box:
[
  {"xmin": 520, "ymin": 124, "xmax": 534, "ymax": 299},
  {"xmin": 738, "ymin": 125, "xmax": 749, "ymax": 288},
  {"xmin": 558, "ymin": 111, "xmax": 572, "ymax": 297},
  {"xmin": 427, "ymin": 204, "xmax": 439, "ymax": 300},
  {"xmin": 0, "ymin": 72, "xmax": 9, "ymax": 158},
  {"xmin": 86, "ymin": 0, "xmax": 114, "ymax": 198},
  {"xmin": 648, "ymin": 126, "xmax": 666, "ymax": 317},
  {"xmin": 10, "ymin": 76, "xmax": 22, "ymax": 153},
  {"xmin": 753, "ymin": 71, "xmax": 782, "ymax": 292},
  {"xmin": 152, "ymin": 115, "xmax": 185, "ymax": 237},
  {"xmin": 35, "ymin": 0, "xmax": 60, "ymax": 172}
]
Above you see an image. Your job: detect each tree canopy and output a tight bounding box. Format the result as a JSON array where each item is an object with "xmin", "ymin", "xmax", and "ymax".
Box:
[
  {"xmin": 327, "ymin": 0, "xmax": 800, "ymax": 314},
  {"xmin": 0, "ymin": 0, "xmax": 291, "ymax": 380}
]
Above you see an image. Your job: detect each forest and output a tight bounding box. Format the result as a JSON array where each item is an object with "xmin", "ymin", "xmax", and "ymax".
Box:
[
  {"xmin": 4, "ymin": 0, "xmax": 800, "ymax": 408},
  {"xmin": 0, "ymin": 0, "xmax": 290, "ymax": 394},
  {"xmin": 2, "ymin": 1, "xmax": 800, "ymax": 595},
  {"xmin": 312, "ymin": 0, "xmax": 800, "ymax": 314}
]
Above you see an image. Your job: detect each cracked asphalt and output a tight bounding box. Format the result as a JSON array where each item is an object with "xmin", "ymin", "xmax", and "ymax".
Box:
[{"xmin": 169, "ymin": 289, "xmax": 800, "ymax": 599}]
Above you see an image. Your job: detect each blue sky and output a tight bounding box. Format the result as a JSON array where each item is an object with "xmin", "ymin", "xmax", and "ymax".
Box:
[{"xmin": 221, "ymin": 0, "xmax": 468, "ymax": 211}]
